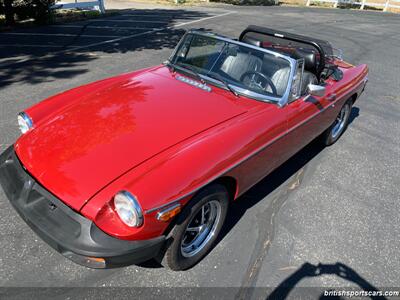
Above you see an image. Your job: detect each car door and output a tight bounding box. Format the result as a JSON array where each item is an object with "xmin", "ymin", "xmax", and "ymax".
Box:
[
  {"xmin": 283, "ymin": 94, "xmax": 332, "ymax": 156},
  {"xmin": 225, "ymin": 103, "xmax": 290, "ymax": 195},
  {"xmin": 281, "ymin": 62, "xmax": 336, "ymax": 159}
]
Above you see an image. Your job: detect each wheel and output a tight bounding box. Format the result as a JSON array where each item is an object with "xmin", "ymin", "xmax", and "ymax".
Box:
[
  {"xmin": 322, "ymin": 99, "xmax": 352, "ymax": 146},
  {"xmin": 163, "ymin": 184, "xmax": 229, "ymax": 271}
]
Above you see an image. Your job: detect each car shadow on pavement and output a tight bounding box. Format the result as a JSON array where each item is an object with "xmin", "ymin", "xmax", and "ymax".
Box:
[
  {"xmin": 266, "ymin": 262, "xmax": 387, "ymax": 300},
  {"xmin": 0, "ymin": 9, "xmax": 212, "ymax": 88}
]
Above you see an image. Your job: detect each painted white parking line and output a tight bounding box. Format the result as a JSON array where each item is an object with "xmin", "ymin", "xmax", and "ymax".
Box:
[
  {"xmin": 0, "ymin": 44, "xmax": 64, "ymax": 48},
  {"xmin": 121, "ymin": 11, "xmax": 191, "ymax": 15},
  {"xmin": 50, "ymin": 25, "xmax": 159, "ymax": 30},
  {"xmin": 68, "ymin": 11, "xmax": 235, "ymax": 52},
  {"xmin": 119, "ymin": 14, "xmax": 199, "ymax": 18},
  {"xmin": 0, "ymin": 32, "xmax": 122, "ymax": 38},
  {"xmin": 91, "ymin": 19, "xmax": 170, "ymax": 24},
  {"xmin": 174, "ymin": 12, "xmax": 234, "ymax": 27},
  {"xmin": 0, "ymin": 11, "xmax": 235, "ymax": 55}
]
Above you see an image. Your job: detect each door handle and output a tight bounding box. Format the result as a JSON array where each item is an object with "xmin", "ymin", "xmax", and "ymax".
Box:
[{"xmin": 327, "ymin": 93, "xmax": 336, "ymax": 101}]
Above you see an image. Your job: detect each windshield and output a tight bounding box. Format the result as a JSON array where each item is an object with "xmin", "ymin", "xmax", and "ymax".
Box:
[{"xmin": 171, "ymin": 33, "xmax": 292, "ymax": 100}]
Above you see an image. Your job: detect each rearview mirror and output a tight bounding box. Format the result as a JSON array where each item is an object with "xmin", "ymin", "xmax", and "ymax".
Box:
[
  {"xmin": 226, "ymin": 44, "xmax": 238, "ymax": 57},
  {"xmin": 307, "ymin": 84, "xmax": 326, "ymax": 97}
]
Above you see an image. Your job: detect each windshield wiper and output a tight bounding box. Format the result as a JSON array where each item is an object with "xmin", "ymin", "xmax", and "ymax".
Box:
[
  {"xmin": 164, "ymin": 60, "xmax": 205, "ymax": 84},
  {"xmin": 165, "ymin": 60, "xmax": 237, "ymax": 97},
  {"xmin": 176, "ymin": 63, "xmax": 205, "ymax": 84},
  {"xmin": 164, "ymin": 59, "xmax": 176, "ymax": 72},
  {"xmin": 206, "ymin": 72, "xmax": 239, "ymax": 97}
]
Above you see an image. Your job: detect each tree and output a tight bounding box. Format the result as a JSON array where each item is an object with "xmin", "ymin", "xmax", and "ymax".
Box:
[
  {"xmin": 1, "ymin": 0, "xmax": 55, "ymax": 26},
  {"xmin": 3, "ymin": 0, "xmax": 15, "ymax": 25}
]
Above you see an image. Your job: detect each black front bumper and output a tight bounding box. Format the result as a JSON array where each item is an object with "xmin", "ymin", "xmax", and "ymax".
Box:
[{"xmin": 0, "ymin": 146, "xmax": 165, "ymax": 268}]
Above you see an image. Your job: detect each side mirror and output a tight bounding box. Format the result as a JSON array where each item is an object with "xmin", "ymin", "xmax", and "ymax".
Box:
[{"xmin": 307, "ymin": 84, "xmax": 326, "ymax": 97}]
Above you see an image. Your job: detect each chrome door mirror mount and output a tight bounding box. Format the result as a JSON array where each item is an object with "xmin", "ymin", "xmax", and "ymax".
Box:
[{"xmin": 307, "ymin": 84, "xmax": 326, "ymax": 97}]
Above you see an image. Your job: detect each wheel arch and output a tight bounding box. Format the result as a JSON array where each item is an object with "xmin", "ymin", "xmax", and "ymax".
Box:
[
  {"xmin": 209, "ymin": 176, "xmax": 239, "ymax": 201},
  {"xmin": 160, "ymin": 175, "xmax": 238, "ymax": 245},
  {"xmin": 349, "ymin": 93, "xmax": 358, "ymax": 104}
]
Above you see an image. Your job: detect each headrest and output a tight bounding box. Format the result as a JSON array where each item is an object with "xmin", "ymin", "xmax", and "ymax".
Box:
[
  {"xmin": 294, "ymin": 48, "xmax": 317, "ymax": 72},
  {"xmin": 241, "ymin": 35, "xmax": 261, "ymax": 47}
]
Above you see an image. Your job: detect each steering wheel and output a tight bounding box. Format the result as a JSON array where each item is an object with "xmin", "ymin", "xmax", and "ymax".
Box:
[{"xmin": 240, "ymin": 71, "xmax": 277, "ymax": 95}]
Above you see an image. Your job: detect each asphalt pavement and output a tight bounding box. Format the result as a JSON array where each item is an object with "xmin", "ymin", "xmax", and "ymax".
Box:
[{"xmin": 0, "ymin": 3, "xmax": 399, "ymax": 299}]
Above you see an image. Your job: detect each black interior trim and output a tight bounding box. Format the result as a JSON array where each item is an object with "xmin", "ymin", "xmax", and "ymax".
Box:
[{"xmin": 239, "ymin": 25, "xmax": 330, "ymax": 80}]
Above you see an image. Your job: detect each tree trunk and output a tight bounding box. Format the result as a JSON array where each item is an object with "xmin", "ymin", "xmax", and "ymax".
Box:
[
  {"xmin": 3, "ymin": 0, "xmax": 15, "ymax": 25},
  {"xmin": 33, "ymin": 0, "xmax": 53, "ymax": 24}
]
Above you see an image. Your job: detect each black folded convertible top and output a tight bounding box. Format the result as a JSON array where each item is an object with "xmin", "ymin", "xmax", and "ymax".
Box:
[{"xmin": 239, "ymin": 25, "xmax": 333, "ymax": 78}]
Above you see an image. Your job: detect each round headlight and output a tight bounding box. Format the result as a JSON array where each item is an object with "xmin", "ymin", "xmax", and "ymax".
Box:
[
  {"xmin": 17, "ymin": 112, "xmax": 33, "ymax": 134},
  {"xmin": 114, "ymin": 191, "xmax": 143, "ymax": 227}
]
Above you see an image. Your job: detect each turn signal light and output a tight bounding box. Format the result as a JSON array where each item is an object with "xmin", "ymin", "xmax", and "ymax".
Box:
[
  {"xmin": 63, "ymin": 252, "xmax": 106, "ymax": 268},
  {"xmin": 156, "ymin": 203, "xmax": 181, "ymax": 222}
]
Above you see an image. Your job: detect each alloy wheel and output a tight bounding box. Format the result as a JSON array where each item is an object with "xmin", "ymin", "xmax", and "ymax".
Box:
[
  {"xmin": 180, "ymin": 200, "xmax": 222, "ymax": 258},
  {"xmin": 331, "ymin": 103, "xmax": 350, "ymax": 140}
]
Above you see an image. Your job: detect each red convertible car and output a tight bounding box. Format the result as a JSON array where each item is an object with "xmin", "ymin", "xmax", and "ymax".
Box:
[{"xmin": 0, "ymin": 26, "xmax": 368, "ymax": 271}]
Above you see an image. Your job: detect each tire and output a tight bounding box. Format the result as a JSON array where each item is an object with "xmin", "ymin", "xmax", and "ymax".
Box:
[
  {"xmin": 321, "ymin": 99, "xmax": 352, "ymax": 146},
  {"xmin": 163, "ymin": 184, "xmax": 229, "ymax": 271}
]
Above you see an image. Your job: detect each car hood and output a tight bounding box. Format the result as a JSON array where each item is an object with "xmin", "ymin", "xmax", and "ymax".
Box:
[{"xmin": 15, "ymin": 66, "xmax": 246, "ymax": 211}]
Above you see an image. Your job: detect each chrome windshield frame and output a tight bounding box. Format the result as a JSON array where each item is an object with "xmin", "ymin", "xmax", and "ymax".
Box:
[{"xmin": 169, "ymin": 30, "xmax": 297, "ymax": 107}]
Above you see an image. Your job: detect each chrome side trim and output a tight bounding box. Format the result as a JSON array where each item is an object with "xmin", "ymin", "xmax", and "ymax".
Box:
[
  {"xmin": 146, "ymin": 200, "xmax": 180, "ymax": 215},
  {"xmin": 145, "ymin": 79, "xmax": 366, "ymax": 215},
  {"xmin": 156, "ymin": 203, "xmax": 181, "ymax": 221}
]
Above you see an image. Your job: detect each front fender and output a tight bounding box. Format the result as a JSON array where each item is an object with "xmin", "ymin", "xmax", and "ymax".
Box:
[{"xmin": 80, "ymin": 104, "xmax": 286, "ymax": 240}]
